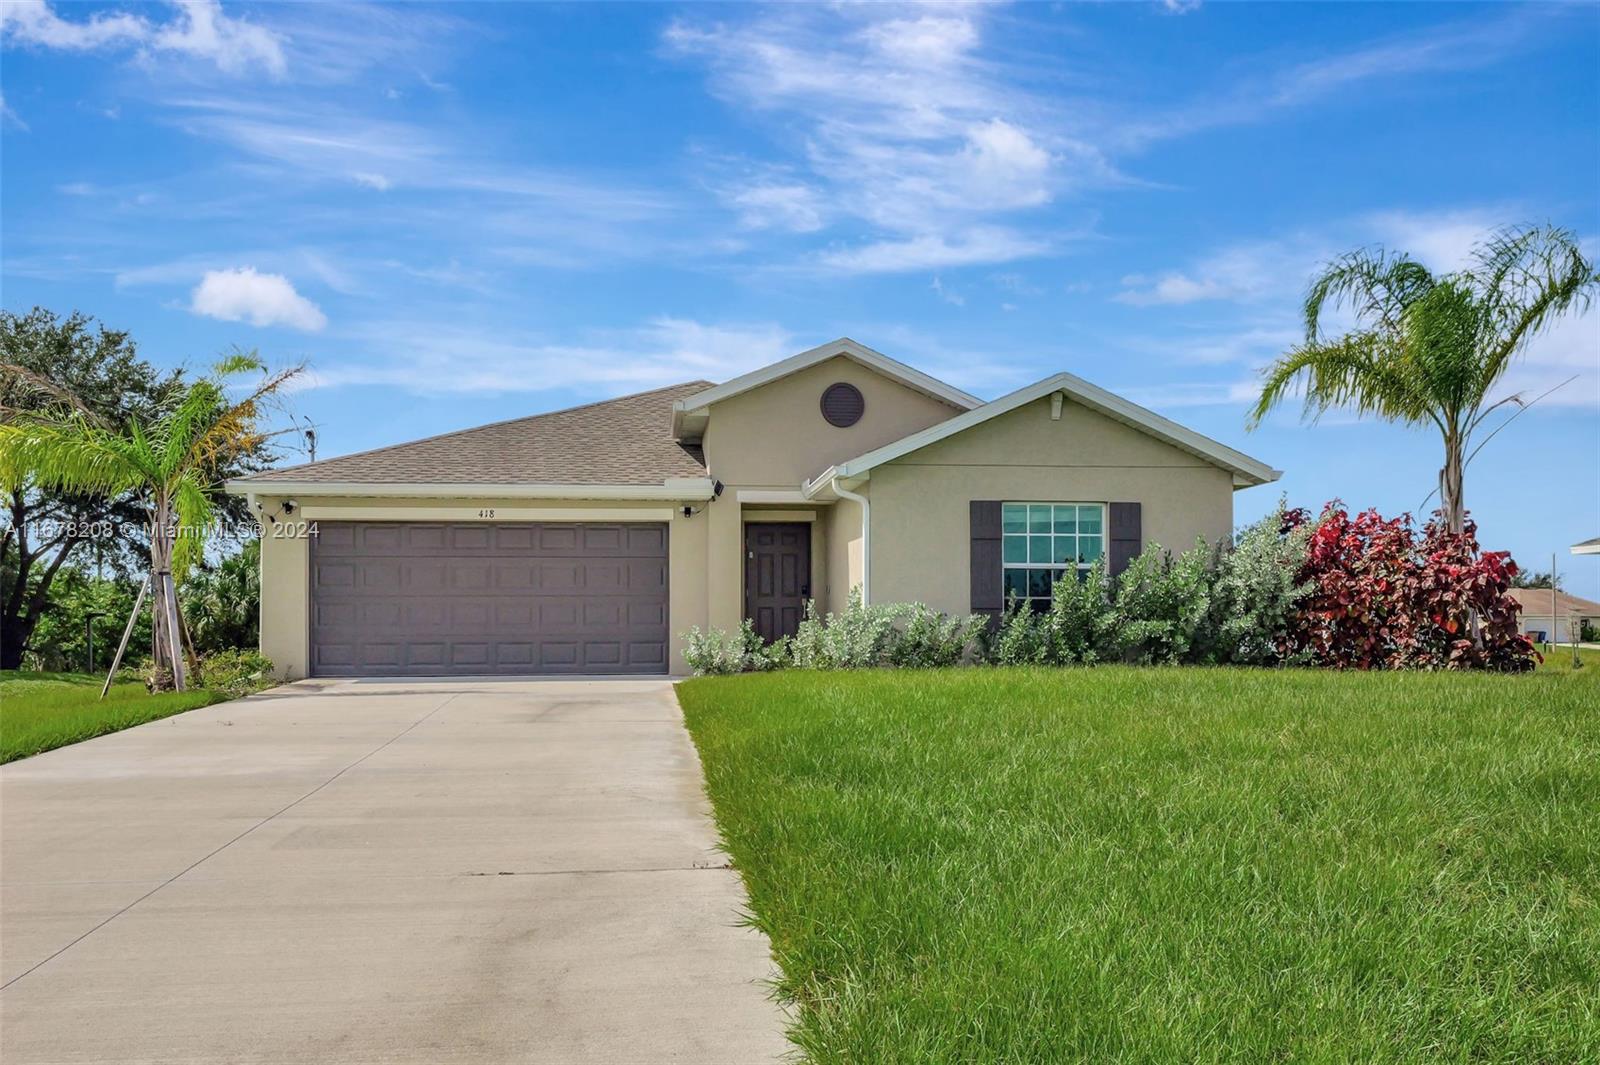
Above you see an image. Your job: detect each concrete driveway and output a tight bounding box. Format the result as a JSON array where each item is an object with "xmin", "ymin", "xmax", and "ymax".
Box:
[{"xmin": 1, "ymin": 678, "xmax": 788, "ymax": 1064}]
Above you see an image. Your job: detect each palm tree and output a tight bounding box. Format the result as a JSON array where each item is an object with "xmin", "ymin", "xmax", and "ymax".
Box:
[
  {"xmin": 0, "ymin": 353, "xmax": 297, "ymax": 689},
  {"xmin": 1250, "ymin": 224, "xmax": 1597, "ymax": 533}
]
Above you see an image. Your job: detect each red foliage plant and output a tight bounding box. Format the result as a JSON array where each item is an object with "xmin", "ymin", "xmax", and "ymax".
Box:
[{"xmin": 1281, "ymin": 503, "xmax": 1539, "ymax": 672}]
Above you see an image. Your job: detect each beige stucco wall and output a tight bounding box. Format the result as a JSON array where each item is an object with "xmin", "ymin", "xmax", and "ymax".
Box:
[
  {"xmin": 823, "ymin": 496, "xmax": 864, "ymax": 613},
  {"xmin": 867, "ymin": 396, "xmax": 1237, "ymax": 615},
  {"xmin": 250, "ymin": 495, "xmax": 709, "ymax": 678},
  {"xmin": 695, "ymin": 356, "xmax": 957, "ymax": 626},
  {"xmin": 700, "ymin": 355, "xmax": 961, "ymax": 488}
]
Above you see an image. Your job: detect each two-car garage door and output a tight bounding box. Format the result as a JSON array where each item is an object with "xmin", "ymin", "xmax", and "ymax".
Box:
[{"xmin": 310, "ymin": 521, "xmax": 669, "ymax": 676}]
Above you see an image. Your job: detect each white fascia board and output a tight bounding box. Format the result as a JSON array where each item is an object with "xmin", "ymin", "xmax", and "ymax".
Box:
[
  {"xmin": 671, "ymin": 337, "xmax": 981, "ymax": 437},
  {"xmin": 222, "ymin": 479, "xmax": 717, "ymax": 501},
  {"xmin": 800, "ymin": 466, "xmax": 868, "ymax": 501},
  {"xmin": 1573, "ymin": 539, "xmax": 1600, "ymax": 555},
  {"xmin": 830, "ymin": 373, "xmax": 1282, "ymax": 488}
]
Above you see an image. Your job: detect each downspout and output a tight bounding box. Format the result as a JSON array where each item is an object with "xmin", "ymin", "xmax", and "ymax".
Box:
[{"xmin": 830, "ymin": 475, "xmax": 870, "ymax": 605}]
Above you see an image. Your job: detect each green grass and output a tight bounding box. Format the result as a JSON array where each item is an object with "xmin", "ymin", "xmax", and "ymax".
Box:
[
  {"xmin": 1, "ymin": 671, "xmax": 230, "ymax": 764},
  {"xmin": 1535, "ymin": 643, "xmax": 1600, "ymax": 673},
  {"xmin": 679, "ymin": 666, "xmax": 1600, "ymax": 1063}
]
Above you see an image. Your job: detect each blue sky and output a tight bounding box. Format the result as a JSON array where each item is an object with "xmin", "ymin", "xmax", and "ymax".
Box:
[{"xmin": 4, "ymin": 1, "xmax": 1598, "ymax": 593}]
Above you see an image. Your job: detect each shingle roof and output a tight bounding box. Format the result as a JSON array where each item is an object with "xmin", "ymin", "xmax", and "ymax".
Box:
[
  {"xmin": 240, "ymin": 381, "xmax": 713, "ymax": 486},
  {"xmin": 1507, "ymin": 588, "xmax": 1600, "ymax": 618}
]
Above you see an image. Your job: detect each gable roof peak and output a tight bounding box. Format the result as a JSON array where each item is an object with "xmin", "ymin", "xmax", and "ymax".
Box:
[{"xmin": 671, "ymin": 337, "xmax": 981, "ymax": 440}]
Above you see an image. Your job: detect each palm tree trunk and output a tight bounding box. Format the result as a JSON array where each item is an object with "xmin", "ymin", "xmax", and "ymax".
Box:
[
  {"xmin": 147, "ymin": 499, "xmax": 187, "ymax": 691},
  {"xmin": 1440, "ymin": 430, "xmax": 1466, "ymax": 534}
]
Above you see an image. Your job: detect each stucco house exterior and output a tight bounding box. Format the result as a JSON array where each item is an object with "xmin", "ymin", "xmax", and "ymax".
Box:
[
  {"xmin": 229, "ymin": 338, "xmax": 1280, "ymax": 677},
  {"xmin": 1507, "ymin": 588, "xmax": 1600, "ymax": 644}
]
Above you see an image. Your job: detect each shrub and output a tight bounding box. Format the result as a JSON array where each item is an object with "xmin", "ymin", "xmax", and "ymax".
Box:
[
  {"xmin": 1283, "ymin": 504, "xmax": 1537, "ymax": 672},
  {"xmin": 1101, "ymin": 542, "xmax": 1216, "ymax": 665},
  {"xmin": 689, "ymin": 591, "xmax": 987, "ymax": 673},
  {"xmin": 683, "ymin": 620, "xmax": 774, "ymax": 676},
  {"xmin": 1582, "ymin": 619, "xmax": 1599, "ymax": 644},
  {"xmin": 196, "ymin": 648, "xmax": 276, "ymax": 695},
  {"xmin": 1203, "ymin": 507, "xmax": 1315, "ymax": 666},
  {"xmin": 990, "ymin": 505, "xmax": 1308, "ymax": 668},
  {"xmin": 791, "ymin": 590, "xmax": 987, "ymax": 670}
]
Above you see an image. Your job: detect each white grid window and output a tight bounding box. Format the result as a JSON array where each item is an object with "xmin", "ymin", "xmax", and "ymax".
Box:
[{"xmin": 1002, "ymin": 503, "xmax": 1105, "ymax": 611}]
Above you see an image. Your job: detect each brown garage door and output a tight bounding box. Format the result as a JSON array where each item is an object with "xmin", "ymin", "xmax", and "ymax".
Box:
[{"xmin": 309, "ymin": 521, "xmax": 669, "ymax": 676}]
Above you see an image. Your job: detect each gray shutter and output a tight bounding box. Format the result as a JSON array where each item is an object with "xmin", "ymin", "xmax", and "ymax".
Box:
[
  {"xmin": 970, "ymin": 501, "xmax": 1003, "ymax": 622},
  {"xmin": 1108, "ymin": 502, "xmax": 1142, "ymax": 577}
]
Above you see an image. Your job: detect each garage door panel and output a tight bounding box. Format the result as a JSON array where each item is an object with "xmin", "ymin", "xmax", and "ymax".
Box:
[
  {"xmin": 627, "ymin": 525, "xmax": 668, "ymax": 555},
  {"xmin": 310, "ymin": 521, "xmax": 668, "ymax": 676},
  {"xmin": 629, "ymin": 641, "xmax": 667, "ymax": 666},
  {"xmin": 450, "ymin": 562, "xmax": 492, "ymax": 590}
]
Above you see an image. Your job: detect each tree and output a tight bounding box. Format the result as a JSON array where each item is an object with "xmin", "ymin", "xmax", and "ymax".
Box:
[
  {"xmin": 1250, "ymin": 225, "xmax": 1598, "ymax": 534},
  {"xmin": 0, "ymin": 309, "xmax": 180, "ymax": 670},
  {"xmin": 0, "ymin": 353, "xmax": 298, "ymax": 689},
  {"xmin": 1509, "ymin": 569, "xmax": 1557, "ymax": 590},
  {"xmin": 182, "ymin": 539, "xmax": 260, "ymax": 655}
]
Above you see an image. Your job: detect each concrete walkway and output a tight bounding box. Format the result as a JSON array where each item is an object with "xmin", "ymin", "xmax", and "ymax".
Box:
[{"xmin": 1, "ymin": 678, "xmax": 788, "ymax": 1064}]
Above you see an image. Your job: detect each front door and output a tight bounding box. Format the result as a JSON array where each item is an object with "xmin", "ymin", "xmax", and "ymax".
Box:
[{"xmin": 744, "ymin": 523, "xmax": 811, "ymax": 642}]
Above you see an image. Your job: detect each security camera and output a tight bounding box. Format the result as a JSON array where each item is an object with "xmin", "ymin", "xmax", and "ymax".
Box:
[{"xmin": 282, "ymin": 500, "xmax": 297, "ymax": 514}]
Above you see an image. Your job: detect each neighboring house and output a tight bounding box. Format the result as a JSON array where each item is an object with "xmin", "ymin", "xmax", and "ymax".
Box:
[
  {"xmin": 1508, "ymin": 588, "xmax": 1600, "ymax": 644},
  {"xmin": 228, "ymin": 338, "xmax": 1280, "ymax": 677}
]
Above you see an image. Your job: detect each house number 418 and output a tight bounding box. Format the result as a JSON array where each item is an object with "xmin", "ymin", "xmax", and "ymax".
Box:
[{"xmin": 477, "ymin": 508, "xmax": 496, "ymax": 518}]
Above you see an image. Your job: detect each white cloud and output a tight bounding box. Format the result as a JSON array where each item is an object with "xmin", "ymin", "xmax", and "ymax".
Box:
[
  {"xmin": 0, "ymin": 91, "xmax": 28, "ymax": 130},
  {"xmin": 351, "ymin": 171, "xmax": 392, "ymax": 191},
  {"xmin": 190, "ymin": 267, "xmax": 327, "ymax": 332},
  {"xmin": 666, "ymin": 7, "xmax": 1106, "ymax": 272},
  {"xmin": 930, "ymin": 276, "xmax": 965, "ymax": 307},
  {"xmin": 1362, "ymin": 207, "xmax": 1508, "ymax": 273},
  {"xmin": 1, "ymin": 0, "xmax": 286, "ymax": 77},
  {"xmin": 1115, "ymin": 208, "xmax": 1529, "ymax": 308},
  {"xmin": 311, "ymin": 318, "xmax": 796, "ymax": 395},
  {"xmin": 729, "ymin": 183, "xmax": 825, "ymax": 232},
  {"xmin": 821, "ymin": 228, "xmax": 1051, "ymax": 275},
  {"xmin": 1119, "ymin": 8, "xmax": 1568, "ymax": 149},
  {"xmin": 1115, "ymin": 378, "xmax": 1261, "ymax": 409},
  {"xmin": 1116, "ymin": 236, "xmax": 1324, "ymax": 306}
]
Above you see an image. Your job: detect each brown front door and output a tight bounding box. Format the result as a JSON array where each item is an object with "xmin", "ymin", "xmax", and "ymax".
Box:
[{"xmin": 744, "ymin": 522, "xmax": 811, "ymax": 642}]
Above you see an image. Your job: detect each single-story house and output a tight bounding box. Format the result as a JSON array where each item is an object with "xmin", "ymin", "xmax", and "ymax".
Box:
[
  {"xmin": 1507, "ymin": 588, "xmax": 1600, "ymax": 644},
  {"xmin": 228, "ymin": 338, "xmax": 1280, "ymax": 677}
]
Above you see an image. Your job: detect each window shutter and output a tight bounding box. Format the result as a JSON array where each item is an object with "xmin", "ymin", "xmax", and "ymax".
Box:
[
  {"xmin": 970, "ymin": 500, "xmax": 1003, "ymax": 622},
  {"xmin": 1108, "ymin": 502, "xmax": 1141, "ymax": 577}
]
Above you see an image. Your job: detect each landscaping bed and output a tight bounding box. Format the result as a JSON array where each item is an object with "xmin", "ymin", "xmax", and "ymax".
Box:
[
  {"xmin": 679, "ymin": 666, "xmax": 1599, "ymax": 1062},
  {"xmin": 0, "ymin": 671, "xmax": 233, "ymax": 763}
]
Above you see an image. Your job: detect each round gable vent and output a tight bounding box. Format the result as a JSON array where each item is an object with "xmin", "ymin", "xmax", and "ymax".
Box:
[{"xmin": 820, "ymin": 382, "xmax": 865, "ymax": 428}]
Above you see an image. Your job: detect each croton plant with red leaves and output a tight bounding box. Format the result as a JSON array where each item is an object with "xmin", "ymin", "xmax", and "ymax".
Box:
[{"xmin": 1281, "ymin": 503, "xmax": 1539, "ymax": 672}]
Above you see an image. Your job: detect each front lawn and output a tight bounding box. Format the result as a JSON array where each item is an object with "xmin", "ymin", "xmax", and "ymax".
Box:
[
  {"xmin": 0, "ymin": 671, "xmax": 231, "ymax": 764},
  {"xmin": 1535, "ymin": 642, "xmax": 1600, "ymax": 672},
  {"xmin": 679, "ymin": 667, "xmax": 1599, "ymax": 1062}
]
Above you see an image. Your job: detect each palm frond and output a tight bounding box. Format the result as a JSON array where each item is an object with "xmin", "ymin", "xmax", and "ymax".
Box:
[
  {"xmin": 0, "ymin": 361, "xmax": 112, "ymax": 428},
  {"xmin": 170, "ymin": 473, "xmax": 216, "ymax": 579},
  {"xmin": 1303, "ymin": 248, "xmax": 1434, "ymax": 340},
  {"xmin": 1249, "ymin": 333, "xmax": 1436, "ymax": 430},
  {"xmin": 180, "ymin": 362, "xmax": 303, "ymax": 479},
  {"xmin": 211, "ymin": 349, "xmax": 268, "ymax": 378},
  {"xmin": 0, "ymin": 418, "xmax": 149, "ymax": 495},
  {"xmin": 1470, "ymin": 226, "xmax": 1599, "ymax": 387}
]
